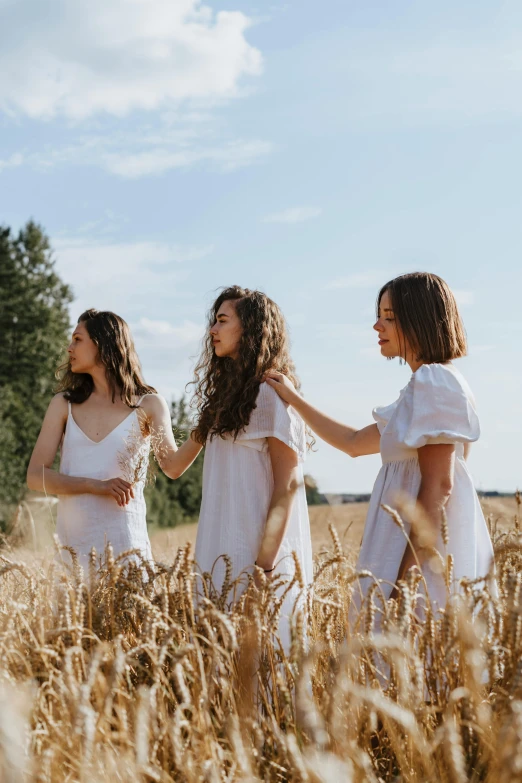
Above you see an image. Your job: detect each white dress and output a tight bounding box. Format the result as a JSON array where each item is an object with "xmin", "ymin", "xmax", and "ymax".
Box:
[
  {"xmin": 355, "ymin": 363, "xmax": 494, "ymax": 611},
  {"xmin": 195, "ymin": 382, "xmax": 313, "ymax": 648},
  {"xmin": 56, "ymin": 400, "xmax": 153, "ymax": 573}
]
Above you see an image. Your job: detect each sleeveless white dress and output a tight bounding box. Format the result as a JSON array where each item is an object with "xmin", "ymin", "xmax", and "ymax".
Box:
[
  {"xmin": 195, "ymin": 382, "xmax": 313, "ymax": 649},
  {"xmin": 56, "ymin": 400, "xmax": 153, "ymax": 572},
  {"xmin": 354, "ymin": 362, "xmax": 495, "ymax": 611}
]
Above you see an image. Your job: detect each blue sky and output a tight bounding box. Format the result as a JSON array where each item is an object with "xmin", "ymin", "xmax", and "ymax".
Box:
[{"xmin": 1, "ymin": 0, "xmax": 521, "ymax": 492}]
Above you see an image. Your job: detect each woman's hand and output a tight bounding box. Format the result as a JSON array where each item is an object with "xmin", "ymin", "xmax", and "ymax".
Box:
[
  {"xmin": 92, "ymin": 477, "xmax": 135, "ymax": 506},
  {"xmin": 265, "ymin": 371, "xmax": 299, "ymax": 405},
  {"xmin": 139, "ymin": 395, "xmax": 202, "ymax": 480}
]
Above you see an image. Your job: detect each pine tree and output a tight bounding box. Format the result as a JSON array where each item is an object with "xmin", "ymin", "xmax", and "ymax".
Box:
[{"xmin": 0, "ymin": 222, "xmax": 72, "ymax": 524}]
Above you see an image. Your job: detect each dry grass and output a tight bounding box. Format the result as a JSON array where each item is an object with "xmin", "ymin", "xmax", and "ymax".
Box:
[
  {"xmin": 148, "ymin": 497, "xmax": 517, "ymax": 562},
  {"xmin": 0, "ymin": 495, "xmax": 520, "ymax": 781},
  {"xmin": 147, "ymin": 502, "xmax": 370, "ymax": 561}
]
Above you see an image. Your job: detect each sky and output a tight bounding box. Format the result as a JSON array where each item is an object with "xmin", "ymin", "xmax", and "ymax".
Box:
[{"xmin": 1, "ymin": 0, "xmax": 521, "ymax": 493}]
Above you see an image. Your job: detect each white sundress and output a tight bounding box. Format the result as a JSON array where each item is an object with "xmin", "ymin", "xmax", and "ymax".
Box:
[
  {"xmin": 56, "ymin": 399, "xmax": 153, "ymax": 573},
  {"xmin": 354, "ymin": 362, "xmax": 494, "ymax": 612},
  {"xmin": 195, "ymin": 382, "xmax": 314, "ymax": 649}
]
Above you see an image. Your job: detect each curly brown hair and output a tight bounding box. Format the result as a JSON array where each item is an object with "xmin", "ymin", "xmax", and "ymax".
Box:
[
  {"xmin": 192, "ymin": 286, "xmax": 300, "ymax": 444},
  {"xmin": 377, "ymin": 273, "xmax": 467, "ymax": 364},
  {"xmin": 56, "ymin": 309, "xmax": 156, "ymax": 406}
]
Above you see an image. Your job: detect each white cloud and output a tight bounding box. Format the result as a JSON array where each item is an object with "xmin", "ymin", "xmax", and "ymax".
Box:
[
  {"xmin": 135, "ymin": 317, "xmax": 204, "ymax": 345},
  {"xmin": 54, "ymin": 237, "xmax": 213, "ymax": 268},
  {"xmin": 0, "ymin": 152, "xmax": 23, "ymax": 173},
  {"xmin": 132, "ymin": 318, "xmax": 205, "ymax": 377},
  {"xmin": 262, "ymin": 206, "xmax": 322, "ymax": 224},
  {"xmin": 322, "ymin": 272, "xmax": 383, "ymax": 290},
  {"xmin": 0, "ymin": 3, "xmax": 270, "ymax": 179},
  {"xmin": 104, "ymin": 138, "xmax": 272, "ymax": 178},
  {"xmin": 0, "ymin": 0, "xmax": 262, "ymax": 120},
  {"xmin": 53, "ymin": 236, "xmax": 212, "ymax": 315},
  {"xmin": 9, "ymin": 120, "xmax": 272, "ymax": 178}
]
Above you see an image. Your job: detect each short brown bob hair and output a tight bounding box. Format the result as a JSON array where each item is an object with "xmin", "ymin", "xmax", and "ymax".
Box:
[{"xmin": 377, "ymin": 273, "xmax": 467, "ymax": 364}]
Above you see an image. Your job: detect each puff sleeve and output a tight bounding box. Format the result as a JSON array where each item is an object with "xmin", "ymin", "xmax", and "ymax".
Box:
[
  {"xmin": 400, "ymin": 364, "xmax": 480, "ymax": 449},
  {"xmin": 236, "ymin": 382, "xmax": 306, "ymax": 461},
  {"xmin": 373, "ymin": 398, "xmax": 402, "ymax": 435}
]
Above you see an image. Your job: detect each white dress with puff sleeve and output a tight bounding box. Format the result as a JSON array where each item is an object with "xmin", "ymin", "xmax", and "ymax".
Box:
[
  {"xmin": 355, "ymin": 362, "xmax": 494, "ymax": 610},
  {"xmin": 195, "ymin": 382, "xmax": 313, "ymax": 648}
]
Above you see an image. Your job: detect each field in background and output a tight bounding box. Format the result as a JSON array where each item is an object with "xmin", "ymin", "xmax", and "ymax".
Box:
[
  {"xmin": 148, "ymin": 502, "xmax": 368, "ymax": 562},
  {"xmin": 150, "ymin": 495, "xmax": 517, "ymax": 561},
  {"xmin": 14, "ymin": 494, "xmax": 518, "ymax": 564}
]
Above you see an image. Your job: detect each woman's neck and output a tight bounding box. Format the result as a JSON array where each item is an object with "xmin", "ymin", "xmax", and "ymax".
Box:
[
  {"xmin": 407, "ymin": 357, "xmax": 424, "ymax": 373},
  {"xmin": 90, "ymin": 368, "xmax": 119, "ymax": 401}
]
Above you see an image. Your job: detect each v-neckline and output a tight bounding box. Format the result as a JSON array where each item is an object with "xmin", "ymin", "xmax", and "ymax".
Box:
[{"xmin": 69, "ymin": 409, "xmax": 137, "ymax": 445}]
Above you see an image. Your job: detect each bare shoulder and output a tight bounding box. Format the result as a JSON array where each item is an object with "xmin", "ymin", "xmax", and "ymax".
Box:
[
  {"xmin": 139, "ymin": 393, "xmax": 169, "ymax": 416},
  {"xmin": 37, "ymin": 393, "xmax": 68, "ymax": 432},
  {"xmin": 49, "ymin": 393, "xmax": 69, "ymax": 415}
]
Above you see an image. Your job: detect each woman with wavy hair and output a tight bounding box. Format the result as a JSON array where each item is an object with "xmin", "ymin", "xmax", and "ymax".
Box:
[
  {"xmin": 27, "ymin": 309, "xmax": 201, "ymax": 572},
  {"xmin": 192, "ymin": 286, "xmax": 313, "ymax": 644},
  {"xmin": 267, "ymin": 272, "xmax": 495, "ymax": 616}
]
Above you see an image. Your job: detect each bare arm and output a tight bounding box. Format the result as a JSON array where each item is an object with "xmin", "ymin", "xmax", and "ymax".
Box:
[
  {"xmin": 141, "ymin": 395, "xmax": 202, "ymax": 480},
  {"xmin": 397, "ymin": 443, "xmax": 455, "ymax": 579},
  {"xmin": 255, "ymin": 437, "xmax": 300, "ymax": 571},
  {"xmin": 26, "ymin": 395, "xmax": 135, "ymax": 506},
  {"xmin": 265, "ymin": 371, "xmax": 380, "ymax": 457}
]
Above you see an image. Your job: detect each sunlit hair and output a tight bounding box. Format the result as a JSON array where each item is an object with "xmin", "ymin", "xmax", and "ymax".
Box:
[
  {"xmin": 56, "ymin": 309, "xmax": 156, "ymax": 406},
  {"xmin": 192, "ymin": 286, "xmax": 300, "ymax": 444},
  {"xmin": 377, "ymin": 272, "xmax": 467, "ymax": 364}
]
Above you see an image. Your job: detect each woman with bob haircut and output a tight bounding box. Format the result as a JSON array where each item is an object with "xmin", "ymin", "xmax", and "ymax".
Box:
[
  {"xmin": 27, "ymin": 309, "xmax": 201, "ymax": 572},
  {"xmin": 192, "ymin": 286, "xmax": 313, "ymax": 646},
  {"xmin": 267, "ymin": 272, "xmax": 494, "ymax": 613}
]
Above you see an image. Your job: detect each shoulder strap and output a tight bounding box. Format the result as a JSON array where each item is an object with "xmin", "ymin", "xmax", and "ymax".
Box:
[
  {"xmin": 135, "ymin": 394, "xmax": 148, "ymax": 407},
  {"xmin": 62, "ymin": 400, "xmax": 72, "ymax": 438}
]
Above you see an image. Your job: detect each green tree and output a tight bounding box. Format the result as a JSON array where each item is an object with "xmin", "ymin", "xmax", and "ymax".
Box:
[
  {"xmin": 304, "ymin": 474, "xmax": 326, "ymax": 506},
  {"xmin": 0, "ymin": 222, "xmax": 72, "ymax": 525},
  {"xmin": 145, "ymin": 397, "xmax": 204, "ymax": 527}
]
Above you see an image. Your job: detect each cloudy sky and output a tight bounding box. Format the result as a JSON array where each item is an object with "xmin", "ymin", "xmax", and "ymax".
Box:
[{"xmin": 2, "ymin": 0, "xmax": 521, "ymax": 493}]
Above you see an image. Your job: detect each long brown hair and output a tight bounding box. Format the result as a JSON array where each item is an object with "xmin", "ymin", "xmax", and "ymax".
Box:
[
  {"xmin": 377, "ymin": 272, "xmax": 467, "ymax": 364},
  {"xmin": 192, "ymin": 286, "xmax": 299, "ymax": 444},
  {"xmin": 56, "ymin": 309, "xmax": 156, "ymax": 406}
]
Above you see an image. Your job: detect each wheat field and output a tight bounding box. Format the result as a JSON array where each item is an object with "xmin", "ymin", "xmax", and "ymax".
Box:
[{"xmin": 0, "ymin": 496, "xmax": 519, "ymax": 781}]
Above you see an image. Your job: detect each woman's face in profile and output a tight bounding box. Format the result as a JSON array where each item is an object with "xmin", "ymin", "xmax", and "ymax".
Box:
[
  {"xmin": 373, "ymin": 289, "xmax": 408, "ymax": 360},
  {"xmin": 209, "ymin": 300, "xmax": 243, "ymax": 360},
  {"xmin": 67, "ymin": 321, "xmax": 99, "ymax": 374}
]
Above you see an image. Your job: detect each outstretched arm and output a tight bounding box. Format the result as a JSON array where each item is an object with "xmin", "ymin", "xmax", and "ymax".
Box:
[
  {"xmin": 140, "ymin": 395, "xmax": 202, "ymax": 480},
  {"xmin": 27, "ymin": 395, "xmax": 135, "ymax": 506},
  {"xmin": 265, "ymin": 371, "xmax": 380, "ymax": 457}
]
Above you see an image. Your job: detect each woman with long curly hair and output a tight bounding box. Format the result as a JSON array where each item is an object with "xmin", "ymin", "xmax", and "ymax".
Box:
[
  {"xmin": 27, "ymin": 309, "xmax": 201, "ymax": 572},
  {"xmin": 192, "ymin": 286, "xmax": 313, "ymax": 645}
]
